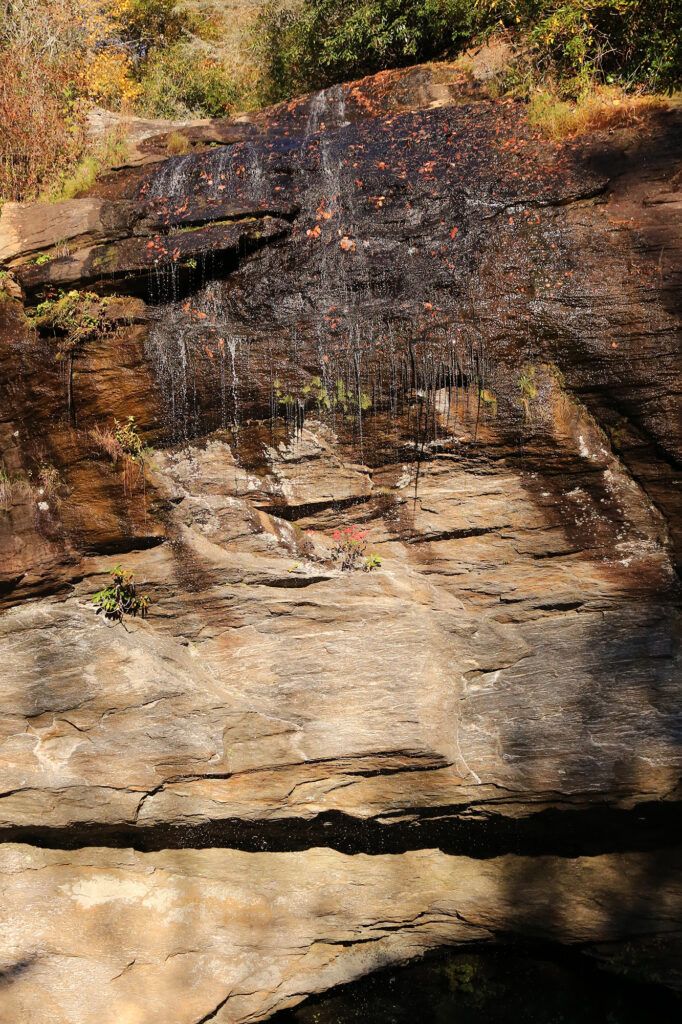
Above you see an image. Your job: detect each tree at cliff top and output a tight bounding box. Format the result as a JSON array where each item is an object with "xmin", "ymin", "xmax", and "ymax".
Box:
[{"xmin": 259, "ymin": 0, "xmax": 681, "ymax": 99}]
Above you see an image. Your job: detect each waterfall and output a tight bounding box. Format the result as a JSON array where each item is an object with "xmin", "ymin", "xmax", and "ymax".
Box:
[
  {"xmin": 306, "ymin": 83, "xmax": 349, "ymax": 135},
  {"xmin": 145, "ymin": 307, "xmax": 197, "ymax": 442},
  {"xmin": 207, "ymin": 141, "xmax": 265, "ymax": 201},
  {"xmin": 144, "ymin": 141, "xmax": 265, "ymax": 203},
  {"xmin": 139, "ymin": 83, "xmax": 485, "ymax": 460},
  {"xmin": 148, "ymin": 154, "xmax": 194, "ymax": 199},
  {"xmin": 145, "ymin": 280, "xmax": 252, "ymax": 442}
]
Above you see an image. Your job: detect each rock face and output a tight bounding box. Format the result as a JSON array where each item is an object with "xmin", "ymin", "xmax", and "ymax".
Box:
[
  {"xmin": 0, "ymin": 421, "xmax": 679, "ymax": 839},
  {"xmin": 0, "ymin": 198, "xmax": 136, "ymax": 264},
  {"xmin": 0, "ymin": 63, "xmax": 680, "ymax": 1021},
  {"xmin": 17, "ymin": 214, "xmax": 291, "ymax": 294},
  {"xmin": 1, "ymin": 845, "xmax": 681, "ymax": 1023},
  {"xmin": 0, "ymin": 195, "xmax": 297, "ymax": 294}
]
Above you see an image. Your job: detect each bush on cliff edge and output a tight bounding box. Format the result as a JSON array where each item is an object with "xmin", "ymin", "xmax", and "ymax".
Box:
[{"xmin": 259, "ymin": 0, "xmax": 681, "ymax": 101}]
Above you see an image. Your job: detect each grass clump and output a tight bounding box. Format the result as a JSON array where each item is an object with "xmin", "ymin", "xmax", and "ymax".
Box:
[
  {"xmin": 90, "ymin": 414, "xmax": 153, "ymax": 464},
  {"xmin": 0, "ymin": 462, "xmax": 61, "ymax": 513},
  {"xmin": 29, "ymin": 291, "xmax": 116, "ymax": 355},
  {"xmin": 166, "ymin": 131, "xmax": 191, "ymax": 156},
  {"xmin": 518, "ymin": 365, "xmax": 539, "ymax": 421},
  {"xmin": 0, "ymin": 467, "xmax": 30, "ymax": 511},
  {"xmin": 92, "ymin": 564, "xmax": 150, "ymax": 622},
  {"xmin": 527, "ymin": 85, "xmax": 669, "ymax": 139},
  {"xmin": 43, "ymin": 133, "xmax": 128, "ymax": 203},
  {"xmin": 113, "ymin": 416, "xmax": 151, "ymax": 462},
  {"xmin": 90, "ymin": 416, "xmax": 154, "ymax": 496}
]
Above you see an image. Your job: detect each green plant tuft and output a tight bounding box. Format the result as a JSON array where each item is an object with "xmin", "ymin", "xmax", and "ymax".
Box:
[
  {"xmin": 518, "ymin": 365, "xmax": 539, "ymax": 421},
  {"xmin": 92, "ymin": 565, "xmax": 150, "ymax": 623},
  {"xmin": 28, "ymin": 290, "xmax": 116, "ymax": 355}
]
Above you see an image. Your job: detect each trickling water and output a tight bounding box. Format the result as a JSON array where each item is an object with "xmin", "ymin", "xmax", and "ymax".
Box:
[
  {"xmin": 306, "ymin": 83, "xmax": 349, "ymax": 135},
  {"xmin": 145, "ymin": 280, "xmax": 253, "ymax": 441},
  {"xmin": 207, "ymin": 141, "xmax": 265, "ymax": 201},
  {"xmin": 148, "ymin": 154, "xmax": 195, "ymax": 199},
  {"xmin": 144, "ymin": 141, "xmax": 266, "ymax": 203},
  {"xmin": 145, "ymin": 308, "xmax": 197, "ymax": 441},
  {"xmin": 140, "ymin": 90, "xmax": 499, "ymax": 460}
]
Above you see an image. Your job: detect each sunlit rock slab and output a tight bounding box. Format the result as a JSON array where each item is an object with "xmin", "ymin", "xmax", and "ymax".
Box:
[
  {"xmin": 0, "ymin": 423, "xmax": 679, "ymax": 832},
  {"xmin": 0, "ymin": 199, "xmax": 140, "ymax": 265},
  {"xmin": 0, "ymin": 845, "xmax": 680, "ymax": 1023}
]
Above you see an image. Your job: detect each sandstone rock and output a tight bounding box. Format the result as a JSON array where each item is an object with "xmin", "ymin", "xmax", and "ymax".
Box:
[
  {"xmin": 86, "ymin": 106, "xmax": 254, "ymax": 167},
  {"xmin": 0, "ymin": 63, "xmax": 680, "ymax": 1019},
  {"xmin": 0, "ymin": 845, "xmax": 680, "ymax": 1023},
  {"xmin": 0, "ymin": 199, "xmax": 141, "ymax": 265},
  {"xmin": 0, "ymin": 403, "xmax": 678, "ymax": 834}
]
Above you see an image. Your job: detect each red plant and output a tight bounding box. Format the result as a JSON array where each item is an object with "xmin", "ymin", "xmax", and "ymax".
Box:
[{"xmin": 331, "ymin": 525, "xmax": 368, "ymax": 570}]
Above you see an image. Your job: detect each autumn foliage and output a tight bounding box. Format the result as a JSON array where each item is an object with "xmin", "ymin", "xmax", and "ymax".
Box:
[
  {"xmin": 0, "ymin": 0, "xmax": 256, "ymax": 202},
  {"xmin": 0, "ymin": 1, "xmax": 678, "ymax": 202}
]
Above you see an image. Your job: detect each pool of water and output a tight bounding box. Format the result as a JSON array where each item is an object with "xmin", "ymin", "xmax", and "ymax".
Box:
[{"xmin": 271, "ymin": 947, "xmax": 680, "ymax": 1024}]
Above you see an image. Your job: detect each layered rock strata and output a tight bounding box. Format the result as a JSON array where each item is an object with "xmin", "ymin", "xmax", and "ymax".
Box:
[{"xmin": 0, "ymin": 62, "xmax": 680, "ymax": 1022}]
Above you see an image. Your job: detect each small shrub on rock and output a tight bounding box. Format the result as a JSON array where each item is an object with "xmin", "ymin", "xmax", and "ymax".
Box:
[
  {"xmin": 29, "ymin": 290, "xmax": 114, "ymax": 354},
  {"xmin": 89, "ymin": 416, "xmax": 154, "ymax": 496},
  {"xmin": 92, "ymin": 565, "xmax": 150, "ymax": 622},
  {"xmin": 332, "ymin": 525, "xmax": 381, "ymax": 571},
  {"xmin": 332, "ymin": 525, "xmax": 368, "ymax": 569}
]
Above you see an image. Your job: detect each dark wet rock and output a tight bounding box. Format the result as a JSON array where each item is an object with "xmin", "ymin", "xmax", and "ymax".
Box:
[{"xmin": 16, "ymin": 216, "xmax": 292, "ymax": 295}]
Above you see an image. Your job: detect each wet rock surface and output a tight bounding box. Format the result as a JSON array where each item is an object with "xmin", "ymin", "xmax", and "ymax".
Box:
[{"xmin": 0, "ymin": 63, "xmax": 680, "ymax": 1020}]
